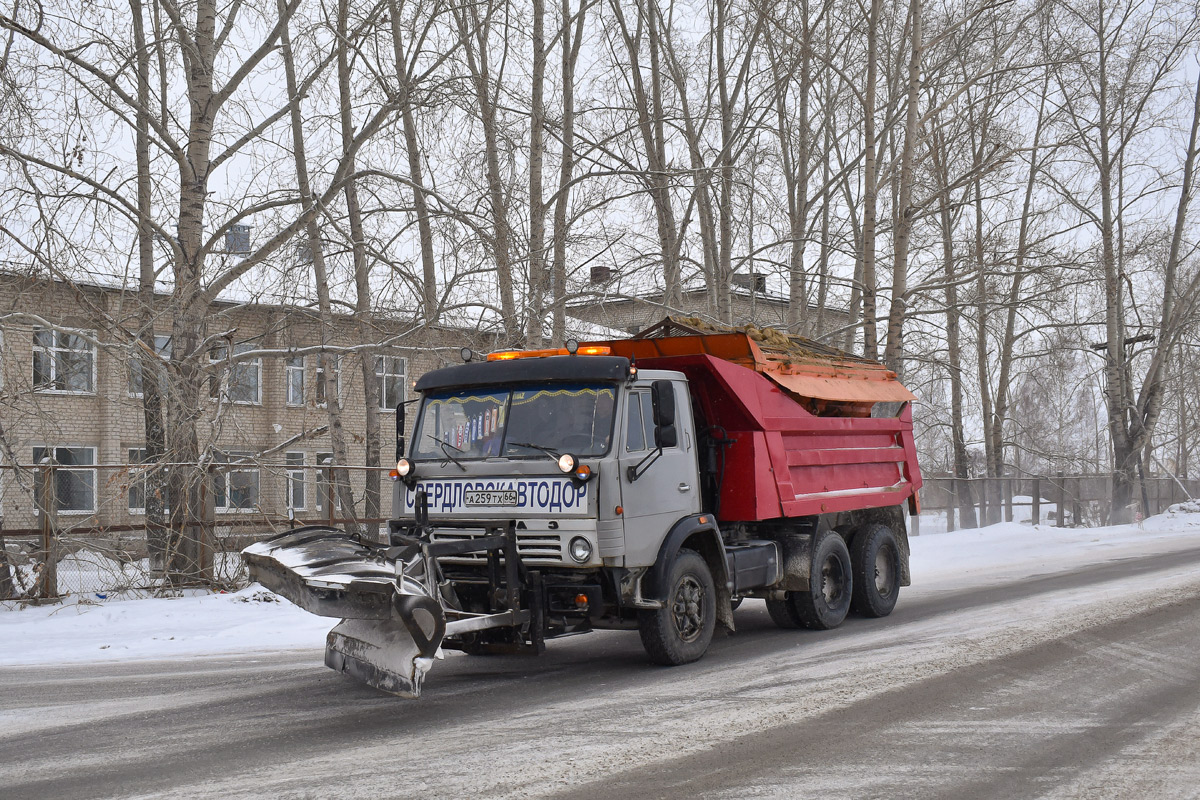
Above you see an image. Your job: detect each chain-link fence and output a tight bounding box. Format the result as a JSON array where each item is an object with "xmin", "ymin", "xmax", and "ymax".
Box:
[
  {"xmin": 918, "ymin": 473, "xmax": 1200, "ymax": 531},
  {"xmin": 0, "ymin": 461, "xmax": 392, "ymax": 602}
]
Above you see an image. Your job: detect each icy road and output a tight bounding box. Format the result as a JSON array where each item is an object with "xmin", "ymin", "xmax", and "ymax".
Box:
[{"xmin": 3, "ymin": 510, "xmax": 1200, "ymax": 799}]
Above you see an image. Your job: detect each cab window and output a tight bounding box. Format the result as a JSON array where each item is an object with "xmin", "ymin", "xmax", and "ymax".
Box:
[{"xmin": 625, "ymin": 390, "xmax": 656, "ymax": 452}]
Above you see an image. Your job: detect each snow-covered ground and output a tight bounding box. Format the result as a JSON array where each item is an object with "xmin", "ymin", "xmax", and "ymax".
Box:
[{"xmin": 2, "ymin": 502, "xmax": 1199, "ymax": 667}]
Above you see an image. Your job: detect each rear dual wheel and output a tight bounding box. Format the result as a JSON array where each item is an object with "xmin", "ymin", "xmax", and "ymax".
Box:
[
  {"xmin": 850, "ymin": 524, "xmax": 900, "ymax": 618},
  {"xmin": 766, "ymin": 529, "xmax": 853, "ymax": 630}
]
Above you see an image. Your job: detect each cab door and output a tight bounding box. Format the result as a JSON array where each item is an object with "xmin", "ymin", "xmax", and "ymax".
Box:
[{"xmin": 618, "ymin": 380, "xmax": 700, "ymax": 567}]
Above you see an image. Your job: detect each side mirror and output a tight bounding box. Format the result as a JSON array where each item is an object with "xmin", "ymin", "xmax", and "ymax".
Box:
[
  {"xmin": 654, "ymin": 424, "xmax": 677, "ymax": 449},
  {"xmin": 395, "ymin": 402, "xmax": 406, "ymax": 461},
  {"xmin": 651, "ymin": 380, "xmax": 676, "ymax": 448},
  {"xmin": 651, "ymin": 380, "xmax": 675, "ymax": 426}
]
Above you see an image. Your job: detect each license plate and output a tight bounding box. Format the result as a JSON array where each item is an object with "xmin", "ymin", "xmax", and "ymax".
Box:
[{"xmin": 464, "ymin": 490, "xmax": 517, "ymax": 507}]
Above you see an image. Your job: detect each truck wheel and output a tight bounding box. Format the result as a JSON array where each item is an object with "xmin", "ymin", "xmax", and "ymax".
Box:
[
  {"xmin": 850, "ymin": 524, "xmax": 900, "ymax": 618},
  {"xmin": 767, "ymin": 530, "xmax": 853, "ymax": 631},
  {"xmin": 638, "ymin": 548, "xmax": 716, "ymax": 666}
]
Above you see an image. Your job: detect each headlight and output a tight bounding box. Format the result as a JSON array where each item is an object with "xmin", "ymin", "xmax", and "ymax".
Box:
[
  {"xmin": 396, "ymin": 458, "xmax": 413, "ymax": 477},
  {"xmin": 568, "ymin": 536, "xmax": 593, "ymax": 564},
  {"xmin": 557, "ymin": 453, "xmax": 576, "ymax": 473}
]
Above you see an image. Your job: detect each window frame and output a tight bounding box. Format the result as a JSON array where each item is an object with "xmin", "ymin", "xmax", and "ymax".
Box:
[
  {"xmin": 212, "ymin": 451, "xmax": 261, "ymax": 513},
  {"xmin": 285, "ymin": 451, "xmax": 306, "ymax": 512},
  {"xmin": 624, "ymin": 390, "xmax": 657, "ymax": 453},
  {"xmin": 33, "ymin": 327, "xmax": 97, "ymax": 395},
  {"xmin": 314, "ymin": 452, "xmax": 341, "ymax": 512},
  {"xmin": 31, "ymin": 445, "xmax": 98, "ymax": 515},
  {"xmin": 209, "ymin": 342, "xmax": 263, "ymax": 406},
  {"xmin": 127, "ymin": 334, "xmax": 173, "ymax": 398},
  {"xmin": 285, "ymin": 356, "xmax": 306, "ymax": 407},
  {"xmin": 126, "ymin": 447, "xmax": 170, "ymax": 516},
  {"xmin": 315, "ymin": 354, "xmax": 342, "ymax": 408},
  {"xmin": 375, "ymin": 355, "xmax": 407, "ymax": 411}
]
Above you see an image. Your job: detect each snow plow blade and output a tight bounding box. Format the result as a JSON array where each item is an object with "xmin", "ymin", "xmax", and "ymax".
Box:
[
  {"xmin": 242, "ymin": 522, "xmax": 526, "ymax": 697},
  {"xmin": 242, "ymin": 526, "xmax": 445, "ymax": 696}
]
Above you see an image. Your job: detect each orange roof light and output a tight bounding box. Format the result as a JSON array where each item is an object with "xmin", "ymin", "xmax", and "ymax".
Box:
[{"xmin": 487, "ymin": 346, "xmax": 611, "ymax": 361}]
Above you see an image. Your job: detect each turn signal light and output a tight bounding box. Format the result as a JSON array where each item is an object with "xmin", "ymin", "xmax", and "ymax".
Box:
[
  {"xmin": 388, "ymin": 469, "xmax": 400, "ymax": 482},
  {"xmin": 575, "ymin": 593, "xmax": 589, "ymax": 607},
  {"xmin": 574, "ymin": 464, "xmax": 592, "ymax": 482}
]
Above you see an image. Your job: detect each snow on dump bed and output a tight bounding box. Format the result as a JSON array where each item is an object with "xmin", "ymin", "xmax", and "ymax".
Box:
[{"xmin": 2, "ymin": 506, "xmax": 1199, "ymax": 666}]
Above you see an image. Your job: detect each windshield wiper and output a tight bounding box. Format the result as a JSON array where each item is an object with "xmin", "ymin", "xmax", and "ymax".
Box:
[
  {"xmin": 428, "ymin": 436, "xmax": 467, "ymax": 471},
  {"xmin": 507, "ymin": 441, "xmax": 561, "ymax": 459}
]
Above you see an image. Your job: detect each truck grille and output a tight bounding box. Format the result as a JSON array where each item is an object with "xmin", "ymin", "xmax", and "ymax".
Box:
[{"xmin": 429, "ymin": 529, "xmax": 564, "ymax": 563}]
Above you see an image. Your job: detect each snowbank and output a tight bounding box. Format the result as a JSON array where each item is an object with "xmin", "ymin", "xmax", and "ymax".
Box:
[
  {"xmin": 2, "ymin": 507, "xmax": 1199, "ymax": 667},
  {"xmin": 0, "ymin": 586, "xmax": 330, "ymax": 666}
]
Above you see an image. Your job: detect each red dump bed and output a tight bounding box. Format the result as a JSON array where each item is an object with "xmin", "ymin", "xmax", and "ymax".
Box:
[{"xmin": 586, "ymin": 321, "xmax": 922, "ymax": 522}]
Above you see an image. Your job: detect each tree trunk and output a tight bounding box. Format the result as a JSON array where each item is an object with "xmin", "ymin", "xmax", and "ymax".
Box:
[
  {"xmin": 388, "ymin": 0, "xmax": 439, "ymax": 327},
  {"xmin": 860, "ymin": 0, "xmax": 881, "ymax": 359},
  {"xmin": 456, "ymin": 3, "xmax": 519, "ymax": 339},
  {"xmin": 337, "ymin": 0, "xmax": 381, "ymax": 524},
  {"xmin": 131, "ymin": 0, "xmax": 169, "ymax": 575},
  {"xmin": 883, "ymin": 0, "xmax": 921, "ymax": 374},
  {"xmin": 527, "ymin": 0, "xmax": 548, "ymax": 347},
  {"xmin": 550, "ymin": 0, "xmax": 585, "ymax": 344},
  {"xmin": 280, "ymin": 0, "xmax": 359, "ymax": 533}
]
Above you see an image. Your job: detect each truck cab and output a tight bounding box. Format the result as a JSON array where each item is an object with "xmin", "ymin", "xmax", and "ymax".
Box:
[{"xmin": 392, "ymin": 352, "xmax": 711, "ymax": 656}]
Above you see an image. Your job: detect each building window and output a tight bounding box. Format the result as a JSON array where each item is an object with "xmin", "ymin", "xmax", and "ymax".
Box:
[
  {"xmin": 127, "ymin": 447, "xmax": 169, "ymax": 514},
  {"xmin": 32, "ymin": 446, "xmax": 96, "ymax": 514},
  {"xmin": 315, "ymin": 452, "xmax": 340, "ymax": 512},
  {"xmin": 225, "ymin": 224, "xmax": 252, "ymax": 254},
  {"xmin": 33, "ymin": 328, "xmax": 96, "ymax": 393},
  {"xmin": 286, "ymin": 452, "xmax": 306, "ymax": 511},
  {"xmin": 213, "ymin": 451, "xmax": 259, "ymax": 511},
  {"xmin": 316, "ymin": 355, "xmax": 340, "ymax": 408},
  {"xmin": 375, "ymin": 355, "xmax": 407, "ymax": 411},
  {"xmin": 210, "ymin": 342, "xmax": 262, "ymax": 405},
  {"xmin": 285, "ymin": 356, "xmax": 305, "ymax": 406},
  {"xmin": 128, "ymin": 335, "xmax": 172, "ymax": 397}
]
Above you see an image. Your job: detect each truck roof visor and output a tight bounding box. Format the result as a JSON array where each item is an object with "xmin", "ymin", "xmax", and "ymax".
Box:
[{"xmin": 415, "ymin": 355, "xmax": 630, "ymax": 393}]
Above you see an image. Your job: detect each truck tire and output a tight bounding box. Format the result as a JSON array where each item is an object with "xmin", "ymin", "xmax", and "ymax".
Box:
[
  {"xmin": 638, "ymin": 548, "xmax": 716, "ymax": 666},
  {"xmin": 767, "ymin": 530, "xmax": 853, "ymax": 631},
  {"xmin": 850, "ymin": 524, "xmax": 900, "ymax": 617}
]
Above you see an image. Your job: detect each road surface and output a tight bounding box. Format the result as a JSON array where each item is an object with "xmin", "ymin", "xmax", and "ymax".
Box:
[{"xmin": 2, "ymin": 546, "xmax": 1200, "ymax": 799}]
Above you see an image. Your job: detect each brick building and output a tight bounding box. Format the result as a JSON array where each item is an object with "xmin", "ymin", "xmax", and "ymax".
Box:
[
  {"xmin": 568, "ymin": 276, "xmax": 850, "ymax": 339},
  {"xmin": 0, "ymin": 274, "xmax": 505, "ymax": 534}
]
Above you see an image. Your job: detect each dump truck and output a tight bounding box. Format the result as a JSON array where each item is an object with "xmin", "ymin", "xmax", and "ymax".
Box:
[{"xmin": 243, "ymin": 317, "xmax": 922, "ymax": 697}]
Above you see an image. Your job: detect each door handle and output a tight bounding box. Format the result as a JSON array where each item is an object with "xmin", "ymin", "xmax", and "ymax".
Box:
[{"xmin": 678, "ymin": 483, "xmax": 691, "ymax": 493}]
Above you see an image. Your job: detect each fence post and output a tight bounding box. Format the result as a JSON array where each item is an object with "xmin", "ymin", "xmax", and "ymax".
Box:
[
  {"xmin": 0, "ymin": 511, "xmax": 12, "ymax": 601},
  {"xmin": 1004, "ymin": 478, "xmax": 1014, "ymax": 522},
  {"xmin": 36, "ymin": 461, "xmax": 59, "ymax": 602},
  {"xmin": 201, "ymin": 468, "xmax": 215, "ymax": 583},
  {"xmin": 1032, "ymin": 478, "xmax": 1041, "ymax": 525},
  {"xmin": 1073, "ymin": 477, "xmax": 1082, "ymax": 526},
  {"xmin": 326, "ymin": 470, "xmax": 335, "ymax": 528},
  {"xmin": 980, "ymin": 478, "xmax": 989, "ymax": 526},
  {"xmin": 947, "ymin": 479, "xmax": 957, "ymax": 532},
  {"xmin": 1057, "ymin": 471, "xmax": 1066, "ymax": 527}
]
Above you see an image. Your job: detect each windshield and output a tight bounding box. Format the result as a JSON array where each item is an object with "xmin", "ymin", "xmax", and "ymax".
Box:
[{"xmin": 412, "ymin": 383, "xmax": 617, "ymax": 460}]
